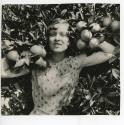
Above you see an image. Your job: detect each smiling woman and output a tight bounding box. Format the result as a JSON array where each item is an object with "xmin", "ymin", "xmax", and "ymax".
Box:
[
  {"xmin": 1, "ymin": 4, "xmax": 119, "ymax": 115},
  {"xmin": 47, "ymin": 19, "xmax": 70, "ymax": 53}
]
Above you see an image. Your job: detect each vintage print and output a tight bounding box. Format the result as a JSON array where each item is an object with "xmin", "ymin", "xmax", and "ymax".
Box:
[{"xmin": 1, "ymin": 3, "xmax": 120, "ymax": 115}]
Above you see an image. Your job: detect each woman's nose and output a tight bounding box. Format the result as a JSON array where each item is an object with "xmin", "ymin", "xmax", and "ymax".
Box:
[{"xmin": 55, "ymin": 34, "xmax": 61, "ymax": 41}]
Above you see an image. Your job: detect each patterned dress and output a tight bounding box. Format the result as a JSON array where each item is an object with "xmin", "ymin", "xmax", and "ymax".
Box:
[{"xmin": 30, "ymin": 56, "xmax": 82, "ymax": 115}]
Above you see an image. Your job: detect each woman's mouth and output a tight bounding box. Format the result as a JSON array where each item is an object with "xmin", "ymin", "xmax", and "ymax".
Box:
[{"xmin": 54, "ymin": 42, "xmax": 62, "ymax": 46}]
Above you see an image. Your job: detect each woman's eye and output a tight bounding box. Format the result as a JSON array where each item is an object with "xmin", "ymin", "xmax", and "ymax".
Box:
[
  {"xmin": 60, "ymin": 32, "xmax": 67, "ymax": 36},
  {"xmin": 49, "ymin": 31, "xmax": 56, "ymax": 36}
]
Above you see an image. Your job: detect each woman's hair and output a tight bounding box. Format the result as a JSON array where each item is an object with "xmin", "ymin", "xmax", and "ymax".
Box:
[
  {"xmin": 45, "ymin": 18, "xmax": 76, "ymax": 58},
  {"xmin": 47, "ymin": 18, "xmax": 70, "ymax": 35}
]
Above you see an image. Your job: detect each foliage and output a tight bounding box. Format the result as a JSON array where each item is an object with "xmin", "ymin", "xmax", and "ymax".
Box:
[{"xmin": 1, "ymin": 3, "xmax": 120, "ymax": 115}]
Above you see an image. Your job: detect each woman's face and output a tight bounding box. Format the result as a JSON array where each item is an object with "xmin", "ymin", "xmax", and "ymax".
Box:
[{"xmin": 48, "ymin": 23, "xmax": 70, "ymax": 53}]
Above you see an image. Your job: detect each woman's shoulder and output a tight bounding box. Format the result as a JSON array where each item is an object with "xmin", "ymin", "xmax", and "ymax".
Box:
[{"xmin": 66, "ymin": 54, "xmax": 86, "ymax": 70}]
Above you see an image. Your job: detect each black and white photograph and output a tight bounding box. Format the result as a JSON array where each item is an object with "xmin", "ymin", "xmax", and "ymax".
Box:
[{"xmin": 1, "ymin": 3, "xmax": 120, "ymax": 116}]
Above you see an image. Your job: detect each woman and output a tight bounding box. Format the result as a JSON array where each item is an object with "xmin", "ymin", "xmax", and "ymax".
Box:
[{"xmin": 1, "ymin": 18, "xmax": 115, "ymax": 115}]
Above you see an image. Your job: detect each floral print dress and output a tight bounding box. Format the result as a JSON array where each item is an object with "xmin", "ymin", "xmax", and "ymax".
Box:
[{"xmin": 30, "ymin": 56, "xmax": 82, "ymax": 115}]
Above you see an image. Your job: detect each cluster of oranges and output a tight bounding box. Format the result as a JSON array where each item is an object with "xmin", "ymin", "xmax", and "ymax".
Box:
[
  {"xmin": 76, "ymin": 16, "xmax": 120, "ymax": 50},
  {"xmin": 3, "ymin": 15, "xmax": 120, "ymax": 69},
  {"xmin": 5, "ymin": 45, "xmax": 47, "ymax": 69}
]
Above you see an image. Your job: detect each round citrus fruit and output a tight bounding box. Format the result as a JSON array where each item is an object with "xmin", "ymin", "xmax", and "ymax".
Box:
[
  {"xmin": 7, "ymin": 50, "xmax": 19, "ymax": 61},
  {"xmin": 90, "ymin": 23, "xmax": 101, "ymax": 32},
  {"xmin": 76, "ymin": 39, "xmax": 86, "ymax": 50},
  {"xmin": 76, "ymin": 21, "xmax": 87, "ymax": 30},
  {"xmin": 81, "ymin": 29, "xmax": 92, "ymax": 42},
  {"xmin": 89, "ymin": 38, "xmax": 100, "ymax": 49},
  {"xmin": 30, "ymin": 45, "xmax": 46, "ymax": 57}
]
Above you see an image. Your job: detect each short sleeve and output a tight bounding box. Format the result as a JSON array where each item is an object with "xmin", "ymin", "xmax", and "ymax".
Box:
[{"xmin": 69, "ymin": 55, "xmax": 86, "ymax": 72}]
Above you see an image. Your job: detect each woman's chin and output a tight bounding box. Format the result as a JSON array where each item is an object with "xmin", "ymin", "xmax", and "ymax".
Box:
[{"xmin": 52, "ymin": 48, "xmax": 67, "ymax": 53}]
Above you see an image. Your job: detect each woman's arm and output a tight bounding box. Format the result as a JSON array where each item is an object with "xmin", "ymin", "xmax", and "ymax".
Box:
[
  {"xmin": 76, "ymin": 41, "xmax": 115, "ymax": 68},
  {"xmin": 1, "ymin": 58, "xmax": 30, "ymax": 78}
]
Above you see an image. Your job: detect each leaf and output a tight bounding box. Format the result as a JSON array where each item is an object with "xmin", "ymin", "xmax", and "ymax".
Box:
[
  {"xmin": 61, "ymin": 9, "xmax": 67, "ymax": 16},
  {"xmin": 79, "ymin": 11, "xmax": 84, "ymax": 20},
  {"xmin": 90, "ymin": 100, "xmax": 95, "ymax": 107},
  {"xmin": 75, "ymin": 12, "xmax": 80, "ymax": 20},
  {"xmin": 15, "ymin": 40, "xmax": 23, "ymax": 46},
  {"xmin": 29, "ymin": 31, "xmax": 36, "ymax": 40},
  {"xmin": 112, "ymin": 68, "xmax": 120, "ymax": 79},
  {"xmin": 4, "ymin": 24, "xmax": 11, "ymax": 35},
  {"xmin": 14, "ymin": 59, "xmax": 25, "ymax": 68},
  {"xmin": 90, "ymin": 76, "xmax": 96, "ymax": 88},
  {"xmin": 106, "ymin": 110, "xmax": 113, "ymax": 115},
  {"xmin": 21, "ymin": 51, "xmax": 32, "ymax": 57},
  {"xmin": 24, "ymin": 57, "xmax": 30, "ymax": 66},
  {"xmin": 2, "ymin": 40, "xmax": 12, "ymax": 48},
  {"xmin": 70, "ymin": 12, "xmax": 76, "ymax": 20},
  {"xmin": 24, "ymin": 40, "xmax": 33, "ymax": 46},
  {"xmin": 82, "ymin": 106, "xmax": 90, "ymax": 112}
]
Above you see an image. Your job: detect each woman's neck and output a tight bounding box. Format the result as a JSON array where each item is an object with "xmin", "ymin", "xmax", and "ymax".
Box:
[{"xmin": 50, "ymin": 52, "xmax": 65, "ymax": 63}]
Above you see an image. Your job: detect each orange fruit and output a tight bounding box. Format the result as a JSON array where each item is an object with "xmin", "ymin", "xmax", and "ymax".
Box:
[
  {"xmin": 35, "ymin": 57, "xmax": 47, "ymax": 68},
  {"xmin": 111, "ymin": 20, "xmax": 120, "ymax": 31},
  {"xmin": 30, "ymin": 45, "xmax": 46, "ymax": 57},
  {"xmin": 89, "ymin": 38, "xmax": 100, "ymax": 49},
  {"xmin": 76, "ymin": 39, "xmax": 86, "ymax": 50},
  {"xmin": 90, "ymin": 23, "xmax": 101, "ymax": 32},
  {"xmin": 76, "ymin": 21, "xmax": 87, "ymax": 30},
  {"xmin": 7, "ymin": 50, "xmax": 19, "ymax": 61},
  {"xmin": 103, "ymin": 16, "xmax": 112, "ymax": 27},
  {"xmin": 81, "ymin": 29, "xmax": 92, "ymax": 42}
]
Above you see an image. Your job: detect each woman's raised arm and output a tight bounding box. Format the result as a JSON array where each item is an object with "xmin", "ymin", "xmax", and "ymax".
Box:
[
  {"xmin": 76, "ymin": 41, "xmax": 115, "ymax": 68},
  {"xmin": 1, "ymin": 58, "xmax": 30, "ymax": 78}
]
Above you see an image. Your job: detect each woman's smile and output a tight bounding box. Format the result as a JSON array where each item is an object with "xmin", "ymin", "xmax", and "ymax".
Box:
[
  {"xmin": 48, "ymin": 23, "xmax": 69, "ymax": 53},
  {"xmin": 54, "ymin": 42, "xmax": 63, "ymax": 47}
]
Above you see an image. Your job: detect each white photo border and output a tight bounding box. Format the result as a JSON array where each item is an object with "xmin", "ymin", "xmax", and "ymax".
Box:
[{"xmin": 0, "ymin": 0, "xmax": 123, "ymax": 125}]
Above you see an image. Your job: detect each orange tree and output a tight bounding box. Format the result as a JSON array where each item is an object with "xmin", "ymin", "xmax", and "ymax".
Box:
[{"xmin": 1, "ymin": 4, "xmax": 120, "ymax": 115}]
